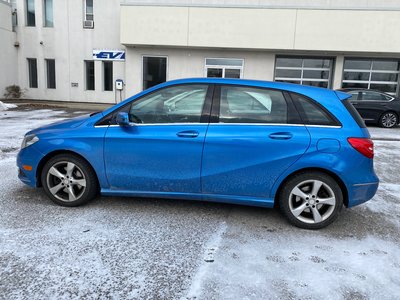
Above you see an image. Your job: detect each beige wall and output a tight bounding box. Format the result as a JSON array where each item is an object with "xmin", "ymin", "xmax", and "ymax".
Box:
[
  {"xmin": 125, "ymin": 47, "xmax": 276, "ymax": 96},
  {"xmin": 121, "ymin": 5, "xmax": 400, "ymax": 53}
]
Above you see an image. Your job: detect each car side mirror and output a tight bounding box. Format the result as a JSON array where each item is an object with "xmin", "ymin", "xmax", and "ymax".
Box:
[{"xmin": 116, "ymin": 112, "xmax": 130, "ymax": 126}]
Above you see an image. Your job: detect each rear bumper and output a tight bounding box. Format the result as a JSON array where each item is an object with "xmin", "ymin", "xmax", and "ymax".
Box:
[{"xmin": 347, "ymin": 181, "xmax": 379, "ymax": 207}]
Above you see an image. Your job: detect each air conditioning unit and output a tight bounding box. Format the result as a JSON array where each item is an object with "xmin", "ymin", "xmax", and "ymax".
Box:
[{"xmin": 83, "ymin": 20, "xmax": 94, "ymax": 29}]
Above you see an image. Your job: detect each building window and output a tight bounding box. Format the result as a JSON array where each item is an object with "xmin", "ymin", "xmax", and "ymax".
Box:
[
  {"xmin": 274, "ymin": 57, "xmax": 333, "ymax": 88},
  {"xmin": 342, "ymin": 58, "xmax": 400, "ymax": 95},
  {"xmin": 27, "ymin": 58, "xmax": 38, "ymax": 88},
  {"xmin": 84, "ymin": 0, "xmax": 93, "ymax": 21},
  {"xmin": 85, "ymin": 61, "xmax": 95, "ymax": 90},
  {"xmin": 43, "ymin": 0, "xmax": 53, "ymax": 27},
  {"xmin": 46, "ymin": 59, "xmax": 56, "ymax": 89},
  {"xmin": 205, "ymin": 58, "xmax": 243, "ymax": 78},
  {"xmin": 26, "ymin": 0, "xmax": 35, "ymax": 26},
  {"xmin": 103, "ymin": 61, "xmax": 113, "ymax": 91},
  {"xmin": 142, "ymin": 56, "xmax": 167, "ymax": 90}
]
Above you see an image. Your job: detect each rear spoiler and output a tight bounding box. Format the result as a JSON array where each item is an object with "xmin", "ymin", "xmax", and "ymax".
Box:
[{"xmin": 335, "ymin": 91, "xmax": 352, "ymax": 101}]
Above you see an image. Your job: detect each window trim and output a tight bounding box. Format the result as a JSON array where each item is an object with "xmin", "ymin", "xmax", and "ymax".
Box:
[
  {"xmin": 95, "ymin": 83, "xmax": 214, "ymax": 127},
  {"xmin": 103, "ymin": 61, "xmax": 113, "ymax": 92},
  {"xmin": 25, "ymin": 0, "xmax": 36, "ymax": 27},
  {"xmin": 342, "ymin": 57, "xmax": 400, "ymax": 96},
  {"xmin": 274, "ymin": 56, "xmax": 334, "ymax": 88},
  {"xmin": 141, "ymin": 55, "xmax": 168, "ymax": 91},
  {"xmin": 45, "ymin": 58, "xmax": 56, "ymax": 89},
  {"xmin": 204, "ymin": 57, "xmax": 244, "ymax": 79},
  {"xmin": 210, "ymin": 84, "xmax": 301, "ymax": 125},
  {"xmin": 84, "ymin": 60, "xmax": 95, "ymax": 91},
  {"xmin": 27, "ymin": 58, "xmax": 38, "ymax": 88},
  {"xmin": 43, "ymin": 0, "xmax": 53, "ymax": 27},
  {"xmin": 84, "ymin": 0, "xmax": 93, "ymax": 21},
  {"xmin": 289, "ymin": 92, "xmax": 342, "ymax": 127}
]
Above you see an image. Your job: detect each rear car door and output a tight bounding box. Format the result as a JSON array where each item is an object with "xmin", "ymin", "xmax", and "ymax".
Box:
[
  {"xmin": 201, "ymin": 85, "xmax": 311, "ymax": 199},
  {"xmin": 103, "ymin": 84, "xmax": 212, "ymax": 194}
]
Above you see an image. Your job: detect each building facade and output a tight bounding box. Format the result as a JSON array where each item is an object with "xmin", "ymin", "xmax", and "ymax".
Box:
[{"xmin": 1, "ymin": 0, "xmax": 400, "ymax": 104}]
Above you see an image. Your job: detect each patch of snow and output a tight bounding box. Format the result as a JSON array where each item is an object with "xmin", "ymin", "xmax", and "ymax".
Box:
[{"xmin": 0, "ymin": 101, "xmax": 17, "ymax": 111}]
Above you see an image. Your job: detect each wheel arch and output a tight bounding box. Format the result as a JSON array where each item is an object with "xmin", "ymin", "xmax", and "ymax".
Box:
[
  {"xmin": 274, "ymin": 167, "xmax": 349, "ymax": 208},
  {"xmin": 36, "ymin": 150, "xmax": 100, "ymax": 188}
]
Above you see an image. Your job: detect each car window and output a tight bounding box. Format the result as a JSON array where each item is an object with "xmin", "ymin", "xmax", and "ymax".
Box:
[
  {"xmin": 128, "ymin": 84, "xmax": 208, "ymax": 124},
  {"xmin": 291, "ymin": 93, "xmax": 340, "ymax": 126},
  {"xmin": 360, "ymin": 91, "xmax": 387, "ymax": 101},
  {"xmin": 349, "ymin": 92, "xmax": 359, "ymax": 101},
  {"xmin": 219, "ymin": 86, "xmax": 287, "ymax": 124}
]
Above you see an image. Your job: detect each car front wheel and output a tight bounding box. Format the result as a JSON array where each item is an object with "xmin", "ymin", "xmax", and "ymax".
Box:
[
  {"xmin": 41, "ymin": 154, "xmax": 98, "ymax": 206},
  {"xmin": 279, "ymin": 172, "xmax": 343, "ymax": 229},
  {"xmin": 379, "ymin": 112, "xmax": 398, "ymax": 128}
]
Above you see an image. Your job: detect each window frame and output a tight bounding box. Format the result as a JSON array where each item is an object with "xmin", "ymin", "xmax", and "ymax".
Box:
[
  {"xmin": 204, "ymin": 58, "xmax": 244, "ymax": 79},
  {"xmin": 85, "ymin": 60, "xmax": 95, "ymax": 91},
  {"xmin": 274, "ymin": 56, "xmax": 334, "ymax": 88},
  {"xmin": 342, "ymin": 58, "xmax": 400, "ymax": 96},
  {"xmin": 25, "ymin": 0, "xmax": 36, "ymax": 27},
  {"xmin": 45, "ymin": 58, "xmax": 56, "ymax": 89},
  {"xmin": 142, "ymin": 55, "xmax": 168, "ymax": 91},
  {"xmin": 43, "ymin": 0, "xmax": 53, "ymax": 27},
  {"xmin": 210, "ymin": 84, "xmax": 302, "ymax": 125},
  {"xmin": 103, "ymin": 61, "xmax": 113, "ymax": 91},
  {"xmin": 27, "ymin": 58, "xmax": 38, "ymax": 88},
  {"xmin": 289, "ymin": 92, "xmax": 342, "ymax": 127},
  {"xmin": 84, "ymin": 0, "xmax": 93, "ymax": 21},
  {"xmin": 95, "ymin": 83, "xmax": 214, "ymax": 126}
]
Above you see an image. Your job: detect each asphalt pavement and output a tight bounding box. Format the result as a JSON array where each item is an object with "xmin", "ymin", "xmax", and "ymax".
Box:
[{"xmin": 0, "ymin": 105, "xmax": 399, "ymax": 299}]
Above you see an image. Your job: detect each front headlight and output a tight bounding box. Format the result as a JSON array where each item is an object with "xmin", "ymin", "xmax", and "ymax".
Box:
[{"xmin": 21, "ymin": 134, "xmax": 39, "ymax": 149}]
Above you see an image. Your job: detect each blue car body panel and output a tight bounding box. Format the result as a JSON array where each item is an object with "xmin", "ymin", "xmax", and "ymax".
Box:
[{"xmin": 17, "ymin": 78, "xmax": 379, "ymax": 209}]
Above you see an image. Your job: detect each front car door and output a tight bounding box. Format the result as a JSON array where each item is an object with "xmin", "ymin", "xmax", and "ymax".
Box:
[
  {"xmin": 103, "ymin": 84, "xmax": 212, "ymax": 194},
  {"xmin": 201, "ymin": 85, "xmax": 311, "ymax": 203}
]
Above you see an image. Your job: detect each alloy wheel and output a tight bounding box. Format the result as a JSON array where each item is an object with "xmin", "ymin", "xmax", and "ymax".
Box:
[
  {"xmin": 46, "ymin": 161, "xmax": 87, "ymax": 202},
  {"xmin": 381, "ymin": 113, "xmax": 397, "ymax": 128},
  {"xmin": 288, "ymin": 180, "xmax": 336, "ymax": 224}
]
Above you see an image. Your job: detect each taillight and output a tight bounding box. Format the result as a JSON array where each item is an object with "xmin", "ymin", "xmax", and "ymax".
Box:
[{"xmin": 347, "ymin": 138, "xmax": 374, "ymax": 158}]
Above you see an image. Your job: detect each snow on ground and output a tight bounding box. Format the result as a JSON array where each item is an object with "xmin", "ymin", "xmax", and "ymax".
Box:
[
  {"xmin": 0, "ymin": 101, "xmax": 18, "ymax": 111},
  {"xmin": 368, "ymin": 126, "xmax": 400, "ymax": 140},
  {"xmin": 0, "ymin": 107, "xmax": 400, "ymax": 299},
  {"xmin": 0, "ymin": 108, "xmax": 66, "ymax": 157}
]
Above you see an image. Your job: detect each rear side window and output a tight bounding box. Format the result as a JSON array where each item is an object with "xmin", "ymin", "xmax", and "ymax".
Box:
[
  {"xmin": 342, "ymin": 100, "xmax": 366, "ymax": 128},
  {"xmin": 290, "ymin": 93, "xmax": 340, "ymax": 126},
  {"xmin": 219, "ymin": 86, "xmax": 288, "ymax": 124}
]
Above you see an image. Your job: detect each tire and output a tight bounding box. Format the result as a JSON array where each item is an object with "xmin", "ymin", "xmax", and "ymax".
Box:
[
  {"xmin": 41, "ymin": 154, "xmax": 99, "ymax": 207},
  {"xmin": 379, "ymin": 112, "xmax": 398, "ymax": 128},
  {"xmin": 279, "ymin": 172, "xmax": 343, "ymax": 230}
]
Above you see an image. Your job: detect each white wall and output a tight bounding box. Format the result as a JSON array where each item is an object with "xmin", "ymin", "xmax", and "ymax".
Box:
[
  {"xmin": 14, "ymin": 0, "xmax": 125, "ymax": 103},
  {"xmin": 0, "ymin": 0, "xmax": 18, "ymax": 97}
]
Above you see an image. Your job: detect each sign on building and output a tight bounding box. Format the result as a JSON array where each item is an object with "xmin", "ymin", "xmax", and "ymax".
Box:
[{"xmin": 92, "ymin": 49, "xmax": 125, "ymax": 61}]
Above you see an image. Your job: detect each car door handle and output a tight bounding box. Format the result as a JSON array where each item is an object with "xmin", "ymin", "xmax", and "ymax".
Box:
[
  {"xmin": 269, "ymin": 132, "xmax": 293, "ymax": 140},
  {"xmin": 176, "ymin": 130, "xmax": 199, "ymax": 138}
]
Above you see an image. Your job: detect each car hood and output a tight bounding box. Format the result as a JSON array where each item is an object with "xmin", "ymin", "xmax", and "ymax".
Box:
[{"xmin": 28, "ymin": 114, "xmax": 91, "ymax": 135}]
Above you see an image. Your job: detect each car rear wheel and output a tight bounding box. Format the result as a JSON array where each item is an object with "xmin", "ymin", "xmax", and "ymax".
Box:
[
  {"xmin": 279, "ymin": 172, "xmax": 343, "ymax": 229},
  {"xmin": 41, "ymin": 154, "xmax": 98, "ymax": 206},
  {"xmin": 379, "ymin": 112, "xmax": 398, "ymax": 128}
]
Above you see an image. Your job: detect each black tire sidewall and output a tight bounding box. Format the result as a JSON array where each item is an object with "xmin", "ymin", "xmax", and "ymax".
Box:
[
  {"xmin": 279, "ymin": 172, "xmax": 343, "ymax": 230},
  {"xmin": 41, "ymin": 154, "xmax": 98, "ymax": 207}
]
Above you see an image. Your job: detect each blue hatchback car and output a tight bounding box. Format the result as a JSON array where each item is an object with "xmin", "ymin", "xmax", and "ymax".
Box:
[{"xmin": 17, "ymin": 78, "xmax": 379, "ymax": 229}]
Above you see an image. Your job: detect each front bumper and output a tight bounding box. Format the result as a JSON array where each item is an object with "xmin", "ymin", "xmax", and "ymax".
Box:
[{"xmin": 16, "ymin": 145, "xmax": 45, "ymax": 187}]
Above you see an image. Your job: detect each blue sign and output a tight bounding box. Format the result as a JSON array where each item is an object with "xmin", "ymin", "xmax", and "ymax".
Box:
[{"xmin": 93, "ymin": 49, "xmax": 125, "ymax": 61}]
